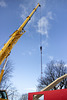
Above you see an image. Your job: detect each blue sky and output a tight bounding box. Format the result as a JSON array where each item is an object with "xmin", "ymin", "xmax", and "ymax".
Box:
[{"xmin": 0, "ymin": 0, "xmax": 67, "ymax": 95}]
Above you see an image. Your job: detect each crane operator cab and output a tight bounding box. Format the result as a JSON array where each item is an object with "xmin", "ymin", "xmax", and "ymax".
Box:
[{"xmin": 0, "ymin": 90, "xmax": 8, "ymax": 100}]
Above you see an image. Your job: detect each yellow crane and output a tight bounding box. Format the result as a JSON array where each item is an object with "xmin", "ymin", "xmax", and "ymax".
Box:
[
  {"xmin": 0, "ymin": 3, "xmax": 40, "ymax": 100},
  {"xmin": 0, "ymin": 3, "xmax": 40, "ymax": 65},
  {"xmin": 0, "ymin": 3, "xmax": 66, "ymax": 100}
]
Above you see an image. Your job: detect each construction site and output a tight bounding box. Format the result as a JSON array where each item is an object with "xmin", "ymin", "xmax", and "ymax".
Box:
[{"xmin": 0, "ymin": 0, "xmax": 67, "ymax": 100}]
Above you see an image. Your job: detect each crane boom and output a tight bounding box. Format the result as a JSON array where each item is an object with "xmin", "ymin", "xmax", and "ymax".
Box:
[{"xmin": 0, "ymin": 3, "xmax": 40, "ymax": 65}]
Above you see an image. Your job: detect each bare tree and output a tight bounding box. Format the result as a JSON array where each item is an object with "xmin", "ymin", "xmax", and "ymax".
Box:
[
  {"xmin": 8, "ymin": 88, "xmax": 20, "ymax": 100},
  {"xmin": 0, "ymin": 59, "xmax": 19, "ymax": 100},
  {"xmin": 19, "ymin": 94, "xmax": 28, "ymax": 100},
  {"xmin": 37, "ymin": 60, "xmax": 67, "ymax": 91},
  {"xmin": 0, "ymin": 59, "xmax": 13, "ymax": 90}
]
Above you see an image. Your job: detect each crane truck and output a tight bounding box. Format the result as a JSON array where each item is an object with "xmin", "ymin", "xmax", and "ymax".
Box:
[
  {"xmin": 0, "ymin": 3, "xmax": 67, "ymax": 100},
  {"xmin": 0, "ymin": 3, "xmax": 41, "ymax": 100}
]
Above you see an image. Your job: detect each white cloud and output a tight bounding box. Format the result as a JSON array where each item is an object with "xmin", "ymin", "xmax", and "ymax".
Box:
[
  {"xmin": 22, "ymin": 48, "xmax": 36, "ymax": 56},
  {"xmin": 23, "ymin": 87, "xmax": 36, "ymax": 93},
  {"xmin": 47, "ymin": 12, "xmax": 53, "ymax": 20},
  {"xmin": 37, "ymin": 11, "xmax": 53, "ymax": 37},
  {"xmin": 37, "ymin": 17, "xmax": 49, "ymax": 37},
  {"xmin": 24, "ymin": 87, "xmax": 36, "ymax": 91},
  {"xmin": 42, "ymin": 40, "xmax": 48, "ymax": 47},
  {"xmin": 39, "ymin": 39, "xmax": 48, "ymax": 51},
  {"xmin": 19, "ymin": 4, "xmax": 28, "ymax": 20},
  {"xmin": 19, "ymin": 3, "xmax": 36, "ymax": 26},
  {"xmin": 64, "ymin": 64, "xmax": 67, "ymax": 67},
  {"xmin": 0, "ymin": 0, "xmax": 7, "ymax": 7},
  {"xmin": 49, "ymin": 56, "xmax": 54, "ymax": 60}
]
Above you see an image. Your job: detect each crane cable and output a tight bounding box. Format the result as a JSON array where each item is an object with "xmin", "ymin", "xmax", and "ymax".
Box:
[{"xmin": 39, "ymin": 6, "xmax": 43, "ymax": 79}]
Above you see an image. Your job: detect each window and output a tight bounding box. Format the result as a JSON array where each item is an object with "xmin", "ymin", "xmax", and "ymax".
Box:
[
  {"xmin": 33, "ymin": 95, "xmax": 44, "ymax": 100},
  {"xmin": 0, "ymin": 91, "xmax": 8, "ymax": 99}
]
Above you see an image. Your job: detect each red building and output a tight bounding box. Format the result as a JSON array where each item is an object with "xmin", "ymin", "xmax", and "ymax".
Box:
[{"xmin": 28, "ymin": 89, "xmax": 67, "ymax": 100}]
